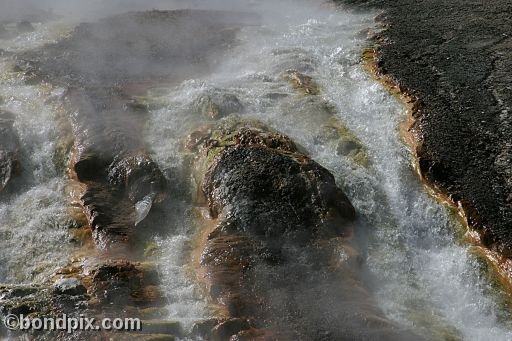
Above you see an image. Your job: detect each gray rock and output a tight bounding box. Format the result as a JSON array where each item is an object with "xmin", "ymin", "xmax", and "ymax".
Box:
[{"xmin": 54, "ymin": 278, "xmax": 87, "ymax": 296}]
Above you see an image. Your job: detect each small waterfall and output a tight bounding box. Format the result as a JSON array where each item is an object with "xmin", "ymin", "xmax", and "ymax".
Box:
[
  {"xmin": 0, "ymin": 1, "xmax": 511, "ymax": 339},
  {"xmin": 0, "ymin": 22, "xmax": 74, "ymax": 283}
]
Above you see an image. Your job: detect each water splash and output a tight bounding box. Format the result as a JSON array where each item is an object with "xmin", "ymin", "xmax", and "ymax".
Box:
[
  {"xmin": 142, "ymin": 1, "xmax": 512, "ymax": 339},
  {"xmin": 0, "ymin": 22, "xmax": 73, "ymax": 284},
  {"xmin": 1, "ymin": 1, "xmax": 510, "ymax": 339}
]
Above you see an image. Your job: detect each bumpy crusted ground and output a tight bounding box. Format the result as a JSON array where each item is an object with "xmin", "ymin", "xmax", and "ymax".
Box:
[{"xmin": 337, "ymin": 0, "xmax": 512, "ymax": 256}]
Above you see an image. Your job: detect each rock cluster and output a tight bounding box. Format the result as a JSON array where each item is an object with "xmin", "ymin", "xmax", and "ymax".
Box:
[{"xmin": 2, "ymin": 9, "xmax": 249, "ymax": 340}]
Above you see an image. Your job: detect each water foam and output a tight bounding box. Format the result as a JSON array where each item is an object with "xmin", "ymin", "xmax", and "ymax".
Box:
[
  {"xmin": 0, "ymin": 24, "xmax": 73, "ymax": 284},
  {"xmin": 143, "ymin": 1, "xmax": 512, "ymax": 339}
]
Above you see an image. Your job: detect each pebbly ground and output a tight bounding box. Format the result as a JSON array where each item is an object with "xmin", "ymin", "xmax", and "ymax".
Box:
[{"xmin": 335, "ymin": 0, "xmax": 512, "ymax": 255}]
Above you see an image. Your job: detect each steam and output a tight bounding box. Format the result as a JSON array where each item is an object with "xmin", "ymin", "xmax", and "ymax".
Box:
[{"xmin": 1, "ymin": 0, "xmax": 512, "ymax": 339}]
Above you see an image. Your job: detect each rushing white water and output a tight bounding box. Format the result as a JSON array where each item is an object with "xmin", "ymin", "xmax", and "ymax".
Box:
[
  {"xmin": 1, "ymin": 1, "xmax": 511, "ymax": 340},
  {"xmin": 0, "ymin": 22, "xmax": 76, "ymax": 283},
  {"xmin": 140, "ymin": 1, "xmax": 512, "ymax": 339}
]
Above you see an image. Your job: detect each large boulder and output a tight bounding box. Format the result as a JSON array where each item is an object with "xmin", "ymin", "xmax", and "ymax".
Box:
[{"xmin": 188, "ymin": 118, "xmax": 424, "ymax": 340}]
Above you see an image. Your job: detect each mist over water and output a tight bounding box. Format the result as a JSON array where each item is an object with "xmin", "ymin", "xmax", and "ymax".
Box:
[
  {"xmin": 1, "ymin": 0, "xmax": 512, "ymax": 339},
  {"xmin": 0, "ymin": 58, "xmax": 71, "ymax": 283}
]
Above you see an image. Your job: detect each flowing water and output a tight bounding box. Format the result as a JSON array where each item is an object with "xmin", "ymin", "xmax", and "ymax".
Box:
[
  {"xmin": 1, "ymin": 1, "xmax": 511, "ymax": 340},
  {"xmin": 0, "ymin": 21, "xmax": 75, "ymax": 284}
]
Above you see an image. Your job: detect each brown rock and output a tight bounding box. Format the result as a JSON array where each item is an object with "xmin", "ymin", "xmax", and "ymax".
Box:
[{"xmin": 285, "ymin": 70, "xmax": 320, "ymax": 95}]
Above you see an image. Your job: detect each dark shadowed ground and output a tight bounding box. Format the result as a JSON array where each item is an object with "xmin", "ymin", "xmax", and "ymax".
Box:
[{"xmin": 336, "ymin": 0, "xmax": 512, "ymax": 256}]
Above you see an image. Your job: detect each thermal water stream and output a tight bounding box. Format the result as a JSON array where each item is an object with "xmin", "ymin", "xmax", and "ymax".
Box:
[
  {"xmin": 0, "ymin": 1, "xmax": 511, "ymax": 340},
  {"xmin": 0, "ymin": 21, "xmax": 74, "ymax": 284}
]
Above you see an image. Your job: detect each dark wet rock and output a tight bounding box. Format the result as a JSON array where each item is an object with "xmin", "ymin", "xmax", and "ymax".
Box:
[
  {"xmin": 231, "ymin": 328, "xmax": 299, "ymax": 341},
  {"xmin": 138, "ymin": 307, "xmax": 169, "ymax": 320},
  {"xmin": 335, "ymin": 0, "xmax": 512, "ymax": 269},
  {"xmin": 2, "ymin": 9, "xmax": 259, "ymax": 338},
  {"xmin": 191, "ymin": 318, "xmax": 220, "ymax": 339},
  {"xmin": 0, "ymin": 286, "xmax": 40, "ymax": 301},
  {"xmin": 88, "ymin": 260, "xmax": 163, "ymax": 307},
  {"xmin": 210, "ymin": 318, "xmax": 251, "ymax": 341},
  {"xmin": 0, "ymin": 109, "xmax": 21, "ymax": 193},
  {"xmin": 285, "ymin": 69, "xmax": 320, "ymax": 95},
  {"xmin": 47, "ymin": 257, "xmax": 176, "ymax": 340},
  {"xmin": 65, "ymin": 87, "xmax": 167, "ymax": 248},
  {"xmin": 0, "ymin": 291, "xmax": 56, "ymax": 339},
  {"xmin": 189, "ymin": 119, "xmax": 422, "ymax": 340},
  {"xmin": 203, "ymin": 140, "xmax": 355, "ymax": 240},
  {"xmin": 0, "ymin": 283, "xmax": 88, "ymax": 324},
  {"xmin": 0, "ymin": 285, "xmax": 54, "ymax": 333}
]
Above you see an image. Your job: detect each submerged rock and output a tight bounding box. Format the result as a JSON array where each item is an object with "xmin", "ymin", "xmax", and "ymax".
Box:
[
  {"xmin": 0, "ymin": 109, "xmax": 20, "ymax": 193},
  {"xmin": 279, "ymin": 94, "xmax": 370, "ymax": 167},
  {"xmin": 192, "ymin": 90, "xmax": 243, "ymax": 120},
  {"xmin": 285, "ymin": 69, "xmax": 320, "ymax": 95},
  {"xmin": 317, "ymin": 117, "xmax": 370, "ymax": 168},
  {"xmin": 188, "ymin": 118, "xmax": 422, "ymax": 340}
]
